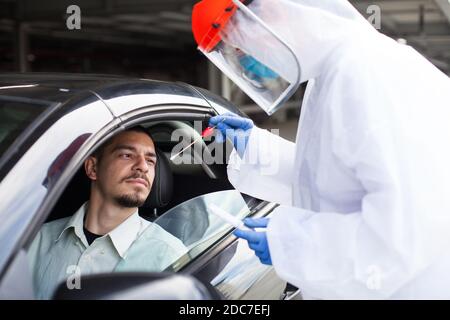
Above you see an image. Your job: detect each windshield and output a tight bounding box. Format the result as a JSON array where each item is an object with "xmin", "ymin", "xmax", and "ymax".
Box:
[
  {"xmin": 0, "ymin": 95, "xmax": 52, "ymax": 156},
  {"xmin": 154, "ymin": 190, "xmax": 250, "ymax": 271}
]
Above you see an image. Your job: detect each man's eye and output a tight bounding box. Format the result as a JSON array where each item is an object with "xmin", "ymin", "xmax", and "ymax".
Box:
[
  {"xmin": 146, "ymin": 159, "xmax": 155, "ymax": 165},
  {"xmin": 121, "ymin": 153, "xmax": 132, "ymax": 159}
]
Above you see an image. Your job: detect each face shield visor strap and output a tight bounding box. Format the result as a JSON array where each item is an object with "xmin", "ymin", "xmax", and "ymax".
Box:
[{"xmin": 197, "ymin": 0, "xmax": 301, "ymax": 115}]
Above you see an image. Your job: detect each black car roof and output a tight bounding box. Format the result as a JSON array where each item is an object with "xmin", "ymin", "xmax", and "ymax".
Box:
[
  {"xmin": 0, "ymin": 73, "xmax": 211, "ymax": 117},
  {"xmin": 0, "ymin": 72, "xmax": 199, "ymax": 96},
  {"xmin": 0, "ymin": 73, "xmax": 129, "ymax": 89}
]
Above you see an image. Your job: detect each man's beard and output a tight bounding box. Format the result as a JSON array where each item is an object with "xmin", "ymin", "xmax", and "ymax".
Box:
[
  {"xmin": 115, "ymin": 172, "xmax": 150, "ymax": 208},
  {"xmin": 115, "ymin": 193, "xmax": 146, "ymax": 208}
]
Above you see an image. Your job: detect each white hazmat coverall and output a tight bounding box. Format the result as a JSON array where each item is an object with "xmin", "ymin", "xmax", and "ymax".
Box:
[{"xmin": 226, "ymin": 0, "xmax": 450, "ymax": 299}]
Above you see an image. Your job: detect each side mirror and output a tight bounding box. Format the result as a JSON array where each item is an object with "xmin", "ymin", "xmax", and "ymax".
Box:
[{"xmin": 52, "ymin": 272, "xmax": 224, "ymax": 300}]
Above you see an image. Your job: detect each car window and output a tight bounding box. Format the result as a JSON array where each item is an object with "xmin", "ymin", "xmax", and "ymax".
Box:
[
  {"xmin": 154, "ymin": 190, "xmax": 250, "ymax": 271},
  {"xmin": 0, "ymin": 96, "xmax": 51, "ymax": 155}
]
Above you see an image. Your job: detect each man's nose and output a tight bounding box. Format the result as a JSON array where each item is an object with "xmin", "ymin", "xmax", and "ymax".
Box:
[{"xmin": 133, "ymin": 155, "xmax": 149, "ymax": 173}]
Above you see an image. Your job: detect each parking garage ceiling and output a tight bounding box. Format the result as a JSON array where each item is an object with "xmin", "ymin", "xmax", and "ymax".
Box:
[{"xmin": 0, "ymin": 0, "xmax": 449, "ymax": 74}]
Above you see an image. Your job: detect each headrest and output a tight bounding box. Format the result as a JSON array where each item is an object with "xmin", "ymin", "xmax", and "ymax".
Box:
[{"xmin": 143, "ymin": 149, "xmax": 173, "ymax": 209}]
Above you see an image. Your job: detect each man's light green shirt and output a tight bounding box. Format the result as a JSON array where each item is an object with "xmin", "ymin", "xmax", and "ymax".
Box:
[{"xmin": 28, "ymin": 203, "xmax": 187, "ymax": 299}]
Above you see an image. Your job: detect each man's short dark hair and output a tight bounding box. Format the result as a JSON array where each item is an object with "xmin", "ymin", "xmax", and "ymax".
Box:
[{"xmin": 92, "ymin": 126, "xmax": 153, "ymax": 163}]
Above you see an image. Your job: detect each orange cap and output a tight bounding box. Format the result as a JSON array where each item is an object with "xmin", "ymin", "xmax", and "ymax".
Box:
[{"xmin": 192, "ymin": 0, "xmax": 239, "ymax": 52}]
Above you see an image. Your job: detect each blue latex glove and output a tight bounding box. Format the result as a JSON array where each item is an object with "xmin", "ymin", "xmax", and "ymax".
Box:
[
  {"xmin": 233, "ymin": 218, "xmax": 272, "ymax": 265},
  {"xmin": 209, "ymin": 113, "xmax": 254, "ymax": 158}
]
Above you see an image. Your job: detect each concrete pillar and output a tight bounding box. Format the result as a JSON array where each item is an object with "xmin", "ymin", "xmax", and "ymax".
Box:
[
  {"xmin": 207, "ymin": 61, "xmax": 221, "ymax": 95},
  {"xmin": 14, "ymin": 0, "xmax": 29, "ymax": 72},
  {"xmin": 14, "ymin": 22, "xmax": 29, "ymax": 72},
  {"xmin": 221, "ymin": 73, "xmax": 232, "ymax": 100}
]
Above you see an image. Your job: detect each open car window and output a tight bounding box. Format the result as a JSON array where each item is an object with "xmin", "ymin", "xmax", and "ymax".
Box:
[{"xmin": 154, "ymin": 190, "xmax": 250, "ymax": 271}]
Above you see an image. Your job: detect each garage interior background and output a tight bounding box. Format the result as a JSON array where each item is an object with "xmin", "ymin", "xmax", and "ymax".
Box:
[{"xmin": 1, "ymin": 0, "xmax": 449, "ymax": 141}]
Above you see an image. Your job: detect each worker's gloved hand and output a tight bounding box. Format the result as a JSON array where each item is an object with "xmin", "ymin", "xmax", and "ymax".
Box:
[
  {"xmin": 233, "ymin": 218, "xmax": 272, "ymax": 265},
  {"xmin": 209, "ymin": 113, "xmax": 254, "ymax": 158}
]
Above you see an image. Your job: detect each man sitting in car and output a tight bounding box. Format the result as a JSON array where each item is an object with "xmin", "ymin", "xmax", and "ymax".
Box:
[{"xmin": 28, "ymin": 126, "xmax": 187, "ymax": 299}]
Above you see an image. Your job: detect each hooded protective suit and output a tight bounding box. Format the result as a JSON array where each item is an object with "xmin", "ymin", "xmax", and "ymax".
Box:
[{"xmin": 226, "ymin": 0, "xmax": 450, "ymax": 299}]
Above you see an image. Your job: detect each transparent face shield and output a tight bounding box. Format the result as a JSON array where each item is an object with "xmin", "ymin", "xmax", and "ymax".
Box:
[{"xmin": 198, "ymin": 0, "xmax": 301, "ymax": 115}]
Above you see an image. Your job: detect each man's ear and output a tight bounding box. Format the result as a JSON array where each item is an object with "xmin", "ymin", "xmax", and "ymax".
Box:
[{"xmin": 84, "ymin": 156, "xmax": 98, "ymax": 181}]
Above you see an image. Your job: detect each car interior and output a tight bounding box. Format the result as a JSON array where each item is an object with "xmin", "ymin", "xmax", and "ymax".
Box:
[{"xmin": 45, "ymin": 118, "xmax": 239, "ymax": 224}]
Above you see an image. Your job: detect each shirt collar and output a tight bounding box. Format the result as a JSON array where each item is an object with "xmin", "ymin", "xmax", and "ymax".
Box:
[
  {"xmin": 56, "ymin": 202, "xmax": 88, "ymax": 245},
  {"xmin": 56, "ymin": 202, "xmax": 147, "ymax": 258},
  {"xmin": 108, "ymin": 210, "xmax": 144, "ymax": 258}
]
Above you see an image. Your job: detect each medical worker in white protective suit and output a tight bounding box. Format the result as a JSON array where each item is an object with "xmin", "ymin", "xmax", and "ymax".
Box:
[{"xmin": 191, "ymin": 0, "xmax": 450, "ymax": 299}]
